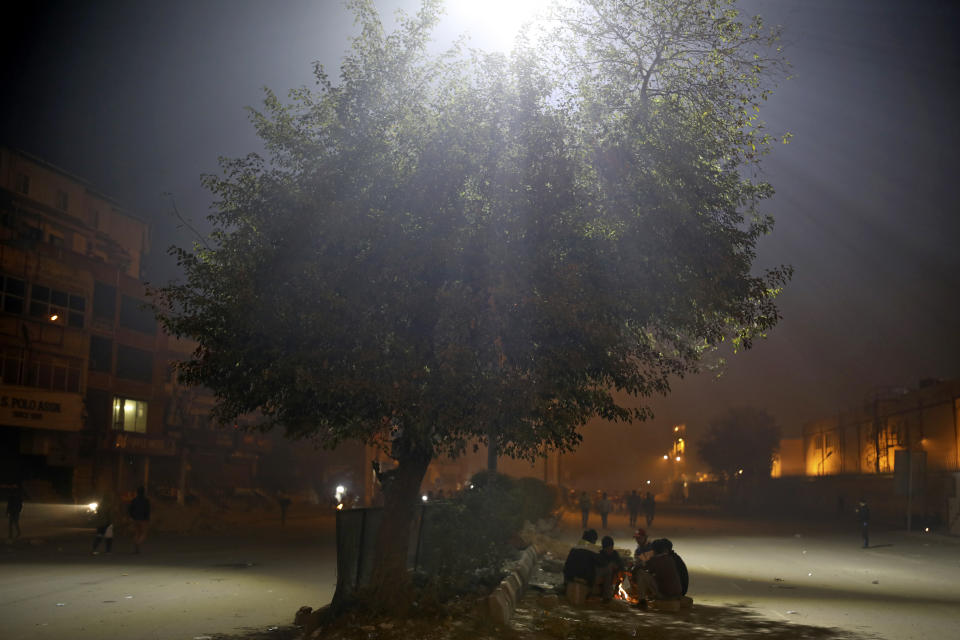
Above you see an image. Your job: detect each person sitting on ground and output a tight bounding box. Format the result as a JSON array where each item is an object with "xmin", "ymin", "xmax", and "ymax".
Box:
[
  {"xmin": 596, "ymin": 535, "xmax": 626, "ymax": 601},
  {"xmin": 660, "ymin": 538, "xmax": 689, "ymax": 596},
  {"xmin": 645, "ymin": 538, "xmax": 684, "ymax": 599},
  {"xmin": 576, "ymin": 529, "xmax": 600, "ymax": 550},
  {"xmin": 633, "ymin": 528, "xmax": 654, "ymax": 566},
  {"xmin": 563, "ymin": 537, "xmax": 601, "ymax": 592}
]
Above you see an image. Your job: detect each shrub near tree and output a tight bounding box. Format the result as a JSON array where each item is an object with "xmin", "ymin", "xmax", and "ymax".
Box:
[
  {"xmin": 154, "ymin": 0, "xmax": 790, "ymax": 612},
  {"xmin": 417, "ymin": 472, "xmax": 557, "ymax": 598}
]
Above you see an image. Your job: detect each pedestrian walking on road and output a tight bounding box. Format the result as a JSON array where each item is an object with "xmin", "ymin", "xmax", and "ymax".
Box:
[
  {"xmin": 92, "ymin": 495, "xmax": 114, "ymax": 554},
  {"xmin": 643, "ymin": 492, "xmax": 656, "ymax": 528},
  {"xmin": 6, "ymin": 483, "xmax": 25, "ymax": 540},
  {"xmin": 856, "ymin": 498, "xmax": 870, "ymax": 548},
  {"xmin": 578, "ymin": 491, "xmax": 592, "ymax": 529},
  {"xmin": 627, "ymin": 490, "xmax": 640, "ymax": 527},
  {"xmin": 129, "ymin": 486, "xmax": 151, "ymax": 553},
  {"xmin": 598, "ymin": 492, "xmax": 612, "ymax": 529}
]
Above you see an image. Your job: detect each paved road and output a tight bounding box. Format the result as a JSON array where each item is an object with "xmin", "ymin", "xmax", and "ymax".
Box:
[
  {"xmin": 2, "ymin": 513, "xmax": 337, "ymax": 640},
  {"xmin": 5, "ymin": 504, "xmax": 959, "ymax": 640}
]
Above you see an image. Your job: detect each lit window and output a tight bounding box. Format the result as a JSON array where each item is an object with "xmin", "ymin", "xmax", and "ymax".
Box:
[{"xmin": 112, "ymin": 397, "xmax": 148, "ymax": 433}]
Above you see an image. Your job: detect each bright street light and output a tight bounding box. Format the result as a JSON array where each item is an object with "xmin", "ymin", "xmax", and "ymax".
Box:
[{"xmin": 446, "ymin": 0, "xmax": 553, "ymax": 51}]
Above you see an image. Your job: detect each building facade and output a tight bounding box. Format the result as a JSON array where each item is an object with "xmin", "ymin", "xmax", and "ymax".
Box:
[
  {"xmin": 0, "ymin": 147, "xmax": 272, "ymax": 503},
  {"xmin": 802, "ymin": 379, "xmax": 960, "ymax": 477}
]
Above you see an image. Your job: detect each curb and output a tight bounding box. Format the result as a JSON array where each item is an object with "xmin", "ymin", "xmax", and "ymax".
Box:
[{"xmin": 488, "ymin": 544, "xmax": 540, "ymax": 626}]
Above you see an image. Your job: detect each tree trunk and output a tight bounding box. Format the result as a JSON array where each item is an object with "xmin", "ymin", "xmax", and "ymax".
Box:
[
  {"xmin": 487, "ymin": 422, "xmax": 498, "ymax": 471},
  {"xmin": 362, "ymin": 446, "xmax": 432, "ymax": 613}
]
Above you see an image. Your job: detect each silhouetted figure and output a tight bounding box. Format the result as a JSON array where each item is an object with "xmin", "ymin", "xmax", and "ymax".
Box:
[
  {"xmin": 129, "ymin": 486, "xmax": 151, "ymax": 553},
  {"xmin": 856, "ymin": 499, "xmax": 870, "ymax": 548},
  {"xmin": 92, "ymin": 496, "xmax": 114, "ymax": 554},
  {"xmin": 642, "ymin": 492, "xmax": 656, "ymax": 527},
  {"xmin": 578, "ymin": 491, "xmax": 591, "ymax": 529},
  {"xmin": 627, "ymin": 490, "xmax": 641, "ymax": 527},
  {"xmin": 564, "ymin": 532, "xmax": 601, "ymax": 589},
  {"xmin": 596, "ymin": 535, "xmax": 625, "ymax": 601},
  {"xmin": 660, "ymin": 538, "xmax": 689, "ymax": 595},
  {"xmin": 632, "ymin": 528, "xmax": 653, "ymax": 565},
  {"xmin": 598, "ymin": 491, "xmax": 612, "ymax": 529},
  {"xmin": 577, "ymin": 529, "xmax": 600, "ymax": 550},
  {"xmin": 6, "ymin": 483, "xmax": 24, "ymax": 540},
  {"xmin": 645, "ymin": 538, "xmax": 683, "ymax": 599}
]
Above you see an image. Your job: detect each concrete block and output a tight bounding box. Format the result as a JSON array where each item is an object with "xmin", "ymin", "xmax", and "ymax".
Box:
[
  {"xmin": 506, "ymin": 573, "xmax": 523, "ymax": 600},
  {"xmin": 500, "ymin": 577, "xmax": 518, "ymax": 609},
  {"xmin": 566, "ymin": 581, "xmax": 589, "ymax": 606},
  {"xmin": 488, "ymin": 589, "xmax": 512, "ymax": 626}
]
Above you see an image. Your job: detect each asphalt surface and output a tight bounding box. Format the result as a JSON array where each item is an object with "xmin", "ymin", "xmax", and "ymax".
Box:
[
  {"xmin": 4, "ymin": 504, "xmax": 960, "ymax": 640},
  {"xmin": 1, "ymin": 510, "xmax": 336, "ymax": 640}
]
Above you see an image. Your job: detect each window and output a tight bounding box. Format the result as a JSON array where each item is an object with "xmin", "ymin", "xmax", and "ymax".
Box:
[
  {"xmin": 89, "ymin": 335, "xmax": 113, "ymax": 373},
  {"xmin": 93, "ymin": 282, "xmax": 116, "ymax": 320},
  {"xmin": 85, "ymin": 389, "xmax": 111, "ymax": 432},
  {"xmin": 1, "ymin": 347, "xmax": 23, "ymax": 384},
  {"xmin": 19, "ymin": 352, "xmax": 81, "ymax": 392},
  {"xmin": 116, "ymin": 344, "xmax": 153, "ymax": 382},
  {"xmin": 55, "ymin": 190, "xmax": 69, "ymax": 211},
  {"xmin": 1, "ymin": 275, "xmax": 25, "ymax": 314},
  {"xmin": 112, "ymin": 396, "xmax": 147, "ymax": 433},
  {"xmin": 48, "ymin": 233, "xmax": 65, "ymax": 248},
  {"xmin": 28, "ymin": 284, "xmax": 85, "ymax": 328},
  {"xmin": 15, "ymin": 174, "xmax": 30, "ymax": 195},
  {"xmin": 119, "ymin": 294, "xmax": 156, "ymax": 334}
]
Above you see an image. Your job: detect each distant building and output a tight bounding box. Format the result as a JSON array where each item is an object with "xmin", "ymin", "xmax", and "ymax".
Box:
[
  {"xmin": 771, "ymin": 437, "xmax": 803, "ymax": 477},
  {"xmin": 802, "ymin": 379, "xmax": 960, "ymax": 477},
  {"xmin": 0, "ymin": 146, "xmax": 271, "ymax": 503}
]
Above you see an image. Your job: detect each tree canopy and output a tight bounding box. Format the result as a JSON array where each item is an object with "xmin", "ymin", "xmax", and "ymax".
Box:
[
  {"xmin": 154, "ymin": 0, "xmax": 790, "ymax": 605},
  {"xmin": 697, "ymin": 406, "xmax": 782, "ymax": 480}
]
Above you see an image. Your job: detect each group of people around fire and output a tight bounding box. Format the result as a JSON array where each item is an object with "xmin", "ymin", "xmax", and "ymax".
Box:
[{"xmin": 562, "ymin": 525, "xmax": 690, "ymax": 607}]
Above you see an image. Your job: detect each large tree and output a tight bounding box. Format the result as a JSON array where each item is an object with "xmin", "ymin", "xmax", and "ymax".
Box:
[
  {"xmin": 697, "ymin": 406, "xmax": 782, "ymax": 480},
  {"xmin": 155, "ymin": 0, "xmax": 789, "ymax": 609}
]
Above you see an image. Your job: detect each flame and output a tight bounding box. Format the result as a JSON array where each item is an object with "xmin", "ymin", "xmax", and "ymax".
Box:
[{"xmin": 615, "ymin": 572, "xmax": 640, "ymax": 604}]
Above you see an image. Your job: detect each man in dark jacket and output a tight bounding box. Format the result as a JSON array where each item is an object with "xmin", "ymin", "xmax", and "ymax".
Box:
[
  {"xmin": 6, "ymin": 484, "xmax": 24, "ymax": 540},
  {"xmin": 129, "ymin": 486, "xmax": 151, "ymax": 554},
  {"xmin": 596, "ymin": 535, "xmax": 625, "ymax": 601},
  {"xmin": 856, "ymin": 499, "xmax": 870, "ymax": 548},
  {"xmin": 646, "ymin": 538, "xmax": 682, "ymax": 599},
  {"xmin": 660, "ymin": 538, "xmax": 689, "ymax": 595}
]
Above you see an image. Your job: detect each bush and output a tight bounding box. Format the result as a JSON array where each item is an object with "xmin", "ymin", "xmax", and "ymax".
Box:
[
  {"xmin": 514, "ymin": 476, "xmax": 559, "ymax": 523},
  {"xmin": 415, "ymin": 472, "xmax": 558, "ymax": 599}
]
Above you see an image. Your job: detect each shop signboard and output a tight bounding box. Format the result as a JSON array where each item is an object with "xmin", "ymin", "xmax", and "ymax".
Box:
[{"xmin": 0, "ymin": 387, "xmax": 83, "ymax": 431}]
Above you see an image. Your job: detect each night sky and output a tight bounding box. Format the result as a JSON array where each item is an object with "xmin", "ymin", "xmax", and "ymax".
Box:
[{"xmin": 2, "ymin": 1, "xmax": 958, "ymax": 478}]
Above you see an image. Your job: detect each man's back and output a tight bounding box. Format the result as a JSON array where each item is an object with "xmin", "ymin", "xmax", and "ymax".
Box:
[
  {"xmin": 647, "ymin": 553, "xmax": 682, "ymax": 598},
  {"xmin": 129, "ymin": 495, "xmax": 150, "ymax": 521},
  {"xmin": 564, "ymin": 547, "xmax": 600, "ymax": 583}
]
